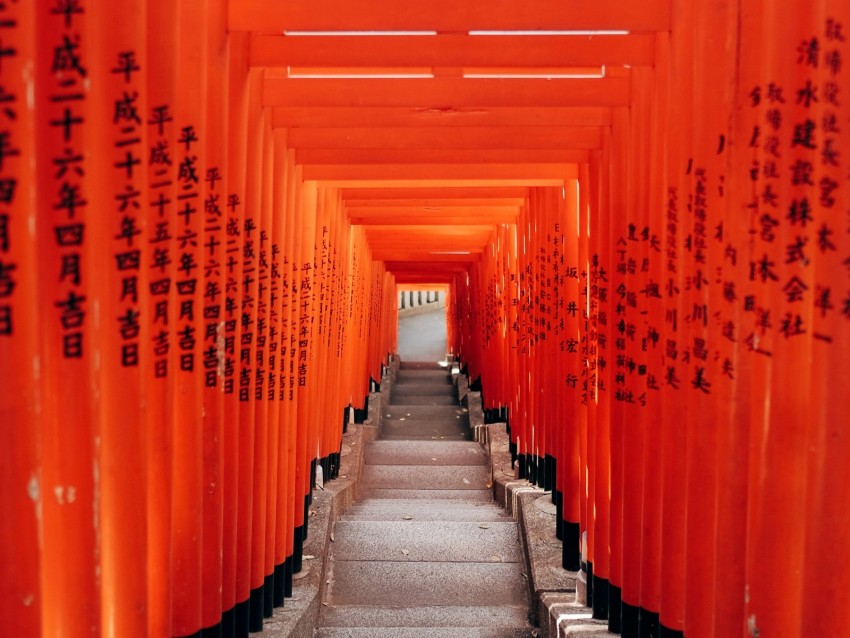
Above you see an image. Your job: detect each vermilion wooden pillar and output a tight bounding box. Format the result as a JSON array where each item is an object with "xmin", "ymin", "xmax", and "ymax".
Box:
[
  {"xmin": 89, "ymin": 1, "xmax": 151, "ymax": 635},
  {"xmin": 0, "ymin": 3, "xmax": 41, "ymax": 636},
  {"xmin": 35, "ymin": 1, "xmax": 101, "ymax": 635}
]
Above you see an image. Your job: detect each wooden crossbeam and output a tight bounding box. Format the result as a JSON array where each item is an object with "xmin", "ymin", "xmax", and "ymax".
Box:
[
  {"xmin": 263, "ymin": 77, "xmax": 630, "ymax": 108},
  {"xmin": 287, "ymin": 126, "xmax": 601, "ymax": 150},
  {"xmin": 297, "ymin": 149, "xmax": 589, "ymax": 165},
  {"xmin": 302, "ymin": 163, "xmax": 577, "ymax": 187},
  {"xmin": 250, "ymin": 34, "xmax": 656, "ymax": 67},
  {"xmin": 273, "ymin": 106, "xmax": 613, "ymax": 129},
  {"xmin": 341, "ymin": 187, "xmax": 529, "ymax": 200},
  {"xmin": 349, "ymin": 206, "xmax": 519, "ymax": 225},
  {"xmin": 230, "ymin": 0, "xmax": 671, "ymax": 33}
]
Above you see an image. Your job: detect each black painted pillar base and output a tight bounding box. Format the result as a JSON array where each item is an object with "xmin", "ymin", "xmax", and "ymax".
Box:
[
  {"xmin": 273, "ymin": 562, "xmax": 286, "ymax": 607},
  {"xmin": 562, "ymin": 521, "xmax": 581, "ymax": 572},
  {"xmin": 586, "ymin": 561, "xmax": 594, "ymax": 609},
  {"xmin": 545, "ymin": 454, "xmax": 556, "ymax": 493},
  {"xmin": 555, "ymin": 490, "xmax": 563, "ymax": 540},
  {"xmin": 235, "ymin": 599, "xmax": 250, "ymax": 638},
  {"xmin": 592, "ymin": 575, "xmax": 609, "ymax": 620},
  {"xmin": 248, "ymin": 585, "xmax": 264, "ymax": 632},
  {"xmin": 622, "ymin": 600, "xmax": 639, "ymax": 638},
  {"xmin": 292, "ymin": 526, "xmax": 304, "ymax": 574},
  {"xmin": 302, "ymin": 494, "xmax": 310, "ymax": 540},
  {"xmin": 284, "ymin": 555, "xmax": 294, "ymax": 597},
  {"xmin": 638, "ymin": 608, "xmax": 660, "ymax": 638},
  {"xmin": 659, "ymin": 624, "xmax": 684, "ymax": 638},
  {"xmin": 263, "ymin": 573, "xmax": 274, "ymax": 618},
  {"xmin": 609, "ymin": 585, "xmax": 623, "ymax": 634},
  {"xmin": 201, "ymin": 622, "xmax": 222, "ymax": 638},
  {"xmin": 221, "ymin": 606, "xmax": 236, "ymax": 638}
]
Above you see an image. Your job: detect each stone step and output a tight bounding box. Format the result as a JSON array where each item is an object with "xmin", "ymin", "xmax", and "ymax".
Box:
[
  {"xmin": 316, "ymin": 627, "xmax": 534, "ymax": 638},
  {"xmin": 392, "ymin": 384, "xmax": 457, "ymax": 397},
  {"xmin": 395, "ymin": 373, "xmax": 453, "ymax": 385},
  {"xmin": 379, "ymin": 420, "xmax": 470, "ymax": 441},
  {"xmin": 389, "ymin": 395, "xmax": 459, "ymax": 406},
  {"xmin": 326, "ymin": 561, "xmax": 529, "ymax": 607},
  {"xmin": 341, "ymin": 500, "xmax": 510, "ymax": 523},
  {"xmin": 331, "ymin": 521, "xmax": 522, "ymax": 563},
  {"xmin": 364, "ymin": 440, "xmax": 486, "ymax": 466},
  {"xmin": 398, "ymin": 362, "xmax": 446, "ymax": 371},
  {"xmin": 319, "ymin": 604, "xmax": 531, "ymax": 629},
  {"xmin": 382, "ymin": 405, "xmax": 469, "ymax": 421},
  {"xmin": 361, "ymin": 464, "xmax": 490, "ymax": 490},
  {"xmin": 358, "ymin": 488, "xmax": 494, "ymax": 502}
]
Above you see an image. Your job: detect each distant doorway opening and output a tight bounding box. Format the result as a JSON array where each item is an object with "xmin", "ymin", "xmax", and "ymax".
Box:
[{"xmin": 397, "ymin": 288, "xmax": 448, "ymax": 364}]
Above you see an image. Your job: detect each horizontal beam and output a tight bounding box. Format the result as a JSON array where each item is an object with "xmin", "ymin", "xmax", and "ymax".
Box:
[
  {"xmin": 352, "ymin": 214, "xmax": 517, "ymax": 225},
  {"xmin": 274, "ymin": 106, "xmax": 613, "ymax": 128},
  {"xmin": 372, "ymin": 250, "xmax": 481, "ymax": 262},
  {"xmin": 250, "ymin": 33, "xmax": 656, "ymax": 67},
  {"xmin": 341, "ymin": 187, "xmax": 530, "ymax": 200},
  {"xmin": 264, "ymin": 77, "xmax": 630, "ymax": 108},
  {"xmin": 345, "ymin": 197, "xmax": 525, "ymax": 208},
  {"xmin": 288, "ymin": 126, "xmax": 601, "ymax": 150},
  {"xmin": 229, "ymin": 0, "xmax": 671, "ymax": 33},
  {"xmin": 297, "ymin": 149, "xmax": 589, "ymax": 165},
  {"xmin": 303, "ymin": 163, "xmax": 577, "ymax": 187}
]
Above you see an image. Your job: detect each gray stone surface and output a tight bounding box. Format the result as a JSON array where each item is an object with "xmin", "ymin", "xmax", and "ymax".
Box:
[
  {"xmin": 362, "ymin": 464, "xmax": 490, "ymax": 490},
  {"xmin": 319, "ymin": 604, "xmax": 531, "ymax": 628},
  {"xmin": 316, "ymin": 628, "xmax": 534, "ymax": 638},
  {"xmin": 364, "ymin": 440, "xmax": 485, "ymax": 466},
  {"xmin": 382, "ymin": 405, "xmax": 468, "ymax": 420},
  {"xmin": 397, "ymin": 307, "xmax": 448, "ymax": 363},
  {"xmin": 332, "ymin": 520, "xmax": 522, "ymax": 562},
  {"xmin": 357, "ymin": 488, "xmax": 494, "ymax": 501},
  {"xmin": 326, "ymin": 560, "xmax": 529, "ymax": 606},
  {"xmin": 392, "ymin": 383, "xmax": 456, "ymax": 396},
  {"xmin": 315, "ymin": 360, "xmax": 533, "ymax": 638},
  {"xmin": 341, "ymin": 501, "xmax": 512, "ymax": 522},
  {"xmin": 389, "ymin": 395, "xmax": 459, "ymax": 406}
]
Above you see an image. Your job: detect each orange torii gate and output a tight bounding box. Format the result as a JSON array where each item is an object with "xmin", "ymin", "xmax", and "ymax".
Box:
[{"xmin": 1, "ymin": 1, "xmax": 849, "ymax": 638}]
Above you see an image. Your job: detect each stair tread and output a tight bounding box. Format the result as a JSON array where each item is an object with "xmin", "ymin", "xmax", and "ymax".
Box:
[
  {"xmin": 326, "ymin": 561, "xmax": 528, "ymax": 607},
  {"xmin": 331, "ymin": 520, "xmax": 521, "ymax": 563},
  {"xmin": 320, "ymin": 604, "xmax": 530, "ymax": 629}
]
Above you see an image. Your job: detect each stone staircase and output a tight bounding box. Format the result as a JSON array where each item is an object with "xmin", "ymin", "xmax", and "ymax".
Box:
[{"xmin": 315, "ymin": 362, "xmax": 534, "ymax": 637}]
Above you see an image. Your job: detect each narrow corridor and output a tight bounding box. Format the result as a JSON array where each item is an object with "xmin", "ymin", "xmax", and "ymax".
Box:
[{"xmin": 317, "ymin": 364, "xmax": 532, "ymax": 637}]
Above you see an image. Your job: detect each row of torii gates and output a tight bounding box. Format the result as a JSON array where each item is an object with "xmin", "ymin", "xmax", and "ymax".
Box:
[{"xmin": 1, "ymin": 1, "xmax": 848, "ymax": 637}]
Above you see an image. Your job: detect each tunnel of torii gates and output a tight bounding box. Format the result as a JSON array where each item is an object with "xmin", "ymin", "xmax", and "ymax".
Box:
[{"xmin": 1, "ymin": 0, "xmax": 849, "ymax": 637}]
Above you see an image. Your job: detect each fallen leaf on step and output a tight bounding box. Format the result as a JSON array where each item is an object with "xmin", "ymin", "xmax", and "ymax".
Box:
[
  {"xmin": 486, "ymin": 482, "xmax": 493, "ymax": 488},
  {"xmin": 399, "ymin": 418, "xmax": 406, "ymax": 421},
  {"xmin": 402, "ymin": 515, "xmax": 413, "ymax": 520},
  {"xmin": 462, "ymin": 478, "xmax": 470, "ymax": 484},
  {"xmin": 532, "ymin": 630, "xmax": 540, "ymax": 637},
  {"xmin": 490, "ymin": 555, "xmax": 502, "ymax": 562},
  {"xmin": 401, "ymin": 549, "xmax": 410, "ymax": 556},
  {"xmin": 330, "ymin": 533, "xmax": 335, "ymax": 542},
  {"xmin": 479, "ymin": 523, "xmax": 491, "ymax": 529},
  {"xmin": 304, "ymin": 555, "xmax": 315, "ymax": 560},
  {"xmin": 431, "ymin": 458, "xmax": 437, "ymax": 461}
]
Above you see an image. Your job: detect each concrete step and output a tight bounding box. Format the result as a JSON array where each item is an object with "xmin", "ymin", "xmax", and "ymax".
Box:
[
  {"xmin": 326, "ymin": 561, "xmax": 529, "ymax": 607},
  {"xmin": 382, "ymin": 405, "xmax": 469, "ymax": 421},
  {"xmin": 320, "ymin": 604, "xmax": 530, "ymax": 629},
  {"xmin": 331, "ymin": 521, "xmax": 522, "ymax": 563},
  {"xmin": 389, "ymin": 395, "xmax": 459, "ymax": 406},
  {"xmin": 364, "ymin": 440, "xmax": 486, "ymax": 466},
  {"xmin": 393, "ymin": 376, "xmax": 451, "ymax": 384},
  {"xmin": 341, "ymin": 500, "xmax": 511, "ymax": 522},
  {"xmin": 379, "ymin": 420, "xmax": 470, "ymax": 441},
  {"xmin": 392, "ymin": 384, "xmax": 457, "ymax": 397},
  {"xmin": 358, "ymin": 488, "xmax": 494, "ymax": 502},
  {"xmin": 316, "ymin": 627, "xmax": 534, "ymax": 638},
  {"xmin": 361, "ymin": 464, "xmax": 490, "ymax": 490},
  {"xmin": 398, "ymin": 362, "xmax": 446, "ymax": 371}
]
